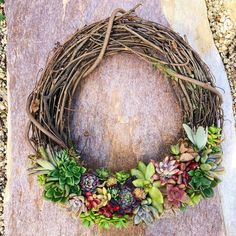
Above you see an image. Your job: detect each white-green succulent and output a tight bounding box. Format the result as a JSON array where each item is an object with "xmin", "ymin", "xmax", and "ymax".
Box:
[
  {"xmin": 133, "ymin": 204, "xmax": 159, "ymax": 225},
  {"xmin": 183, "ymin": 124, "xmax": 208, "ymax": 151}
]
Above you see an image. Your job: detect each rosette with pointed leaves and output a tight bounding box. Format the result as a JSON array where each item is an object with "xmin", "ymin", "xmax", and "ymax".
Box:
[
  {"xmin": 117, "ymin": 187, "xmax": 136, "ymax": 211},
  {"xmin": 80, "ymin": 173, "xmax": 99, "ymax": 193},
  {"xmin": 66, "ymin": 195, "xmax": 87, "ymax": 217},
  {"xmin": 153, "ymin": 156, "xmax": 180, "ymax": 185}
]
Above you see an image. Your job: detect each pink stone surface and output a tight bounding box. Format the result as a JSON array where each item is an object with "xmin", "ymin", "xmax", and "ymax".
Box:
[{"xmin": 5, "ymin": 0, "xmax": 224, "ymax": 235}]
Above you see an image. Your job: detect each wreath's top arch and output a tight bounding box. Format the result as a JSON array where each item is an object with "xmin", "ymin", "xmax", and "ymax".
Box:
[{"xmin": 27, "ymin": 4, "xmax": 223, "ymax": 151}]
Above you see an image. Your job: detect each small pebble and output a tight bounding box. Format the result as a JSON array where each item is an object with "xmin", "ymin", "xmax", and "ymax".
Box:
[{"xmin": 206, "ymin": 0, "xmax": 236, "ymax": 122}]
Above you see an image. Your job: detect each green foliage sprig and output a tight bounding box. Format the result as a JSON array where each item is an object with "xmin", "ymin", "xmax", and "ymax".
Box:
[{"xmin": 80, "ymin": 210, "xmax": 129, "ymax": 229}]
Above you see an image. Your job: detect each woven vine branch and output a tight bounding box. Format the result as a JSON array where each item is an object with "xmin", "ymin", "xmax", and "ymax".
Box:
[{"xmin": 26, "ymin": 4, "xmax": 223, "ymax": 152}]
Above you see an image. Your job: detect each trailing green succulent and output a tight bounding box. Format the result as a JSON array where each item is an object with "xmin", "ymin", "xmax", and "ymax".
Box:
[
  {"xmin": 115, "ymin": 171, "xmax": 130, "ymax": 184},
  {"xmin": 131, "ymin": 161, "xmax": 164, "ymax": 213},
  {"xmin": 96, "ymin": 168, "xmax": 110, "ymax": 180},
  {"xmin": 183, "ymin": 124, "xmax": 208, "ymax": 151},
  {"xmin": 188, "ymin": 169, "xmax": 219, "ymax": 199},
  {"xmin": 80, "ymin": 210, "xmax": 129, "ymax": 229},
  {"xmin": 133, "ymin": 204, "xmax": 159, "ymax": 225},
  {"xmin": 30, "ymin": 147, "xmax": 86, "ymax": 202},
  {"xmin": 207, "ymin": 125, "xmax": 222, "ymax": 153}
]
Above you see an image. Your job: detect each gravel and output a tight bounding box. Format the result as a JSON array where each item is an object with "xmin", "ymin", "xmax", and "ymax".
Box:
[
  {"xmin": 206, "ymin": 0, "xmax": 236, "ymax": 122},
  {"xmin": 0, "ymin": 2, "xmax": 7, "ymax": 235}
]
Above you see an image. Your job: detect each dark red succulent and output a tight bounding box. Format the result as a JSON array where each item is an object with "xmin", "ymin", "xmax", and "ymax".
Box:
[
  {"xmin": 85, "ymin": 192, "xmax": 101, "ymax": 209},
  {"xmin": 180, "ymin": 161, "xmax": 199, "ymax": 186},
  {"xmin": 166, "ymin": 185, "xmax": 186, "ymax": 208},
  {"xmin": 99, "ymin": 203, "xmax": 120, "ymax": 218}
]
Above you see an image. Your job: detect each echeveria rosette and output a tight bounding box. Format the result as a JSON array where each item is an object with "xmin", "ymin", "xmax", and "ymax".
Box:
[
  {"xmin": 80, "ymin": 173, "xmax": 99, "ymax": 193},
  {"xmin": 166, "ymin": 185, "xmax": 187, "ymax": 208}
]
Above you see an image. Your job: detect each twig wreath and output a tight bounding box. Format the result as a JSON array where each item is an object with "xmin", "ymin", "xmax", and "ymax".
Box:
[{"xmin": 27, "ymin": 5, "xmax": 224, "ymax": 229}]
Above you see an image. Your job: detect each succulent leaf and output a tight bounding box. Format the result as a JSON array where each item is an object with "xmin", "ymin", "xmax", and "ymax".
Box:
[
  {"xmin": 137, "ymin": 161, "xmax": 147, "ymax": 174},
  {"xmin": 149, "ymin": 186, "xmax": 163, "ymax": 204},
  {"xmin": 195, "ymin": 126, "xmax": 208, "ymax": 150},
  {"xmin": 132, "ymin": 179, "xmax": 145, "ymax": 187},
  {"xmin": 145, "ymin": 162, "xmax": 155, "ymax": 181},
  {"xmin": 183, "ymin": 124, "xmax": 195, "ymax": 144},
  {"xmin": 131, "ymin": 168, "xmax": 145, "ymax": 179}
]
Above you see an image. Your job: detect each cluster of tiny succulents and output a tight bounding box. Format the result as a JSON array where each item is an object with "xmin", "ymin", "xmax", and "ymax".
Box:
[{"xmin": 29, "ymin": 124, "xmax": 223, "ymax": 229}]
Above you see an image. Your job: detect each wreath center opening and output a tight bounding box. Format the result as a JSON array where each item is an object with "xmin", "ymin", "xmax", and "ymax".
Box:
[{"xmin": 71, "ymin": 53, "xmax": 182, "ymax": 171}]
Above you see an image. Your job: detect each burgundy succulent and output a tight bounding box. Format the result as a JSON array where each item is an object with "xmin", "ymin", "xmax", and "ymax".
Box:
[
  {"xmin": 99, "ymin": 203, "xmax": 120, "ymax": 218},
  {"xmin": 166, "ymin": 185, "xmax": 185, "ymax": 208},
  {"xmin": 85, "ymin": 192, "xmax": 101, "ymax": 209}
]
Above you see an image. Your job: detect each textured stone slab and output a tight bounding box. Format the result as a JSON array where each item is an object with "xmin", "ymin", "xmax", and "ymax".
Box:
[{"xmin": 4, "ymin": 0, "xmax": 231, "ymax": 235}]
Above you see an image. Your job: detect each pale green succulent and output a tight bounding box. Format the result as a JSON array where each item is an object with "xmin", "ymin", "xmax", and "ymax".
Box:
[
  {"xmin": 183, "ymin": 124, "xmax": 208, "ymax": 151},
  {"xmin": 28, "ymin": 146, "xmax": 57, "ymax": 175},
  {"xmin": 131, "ymin": 161, "xmax": 163, "ymax": 213},
  {"xmin": 133, "ymin": 204, "xmax": 159, "ymax": 225}
]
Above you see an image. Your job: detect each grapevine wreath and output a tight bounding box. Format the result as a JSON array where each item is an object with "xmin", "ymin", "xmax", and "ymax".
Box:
[{"xmin": 27, "ymin": 5, "xmax": 224, "ymax": 229}]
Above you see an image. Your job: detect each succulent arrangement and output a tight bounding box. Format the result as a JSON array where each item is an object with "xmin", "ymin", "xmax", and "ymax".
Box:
[{"xmin": 29, "ymin": 124, "xmax": 223, "ymax": 229}]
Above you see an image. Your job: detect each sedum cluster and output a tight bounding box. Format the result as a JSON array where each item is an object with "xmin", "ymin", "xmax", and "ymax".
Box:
[{"xmin": 29, "ymin": 124, "xmax": 223, "ymax": 229}]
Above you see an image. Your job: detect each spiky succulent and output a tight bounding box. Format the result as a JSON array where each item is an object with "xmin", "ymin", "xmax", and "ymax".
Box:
[
  {"xmin": 153, "ymin": 156, "xmax": 180, "ymax": 185},
  {"xmin": 80, "ymin": 173, "xmax": 99, "ymax": 193},
  {"xmin": 133, "ymin": 205, "xmax": 159, "ymax": 225},
  {"xmin": 133, "ymin": 188, "xmax": 146, "ymax": 200},
  {"xmin": 118, "ymin": 187, "xmax": 136, "ymax": 210}
]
